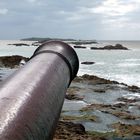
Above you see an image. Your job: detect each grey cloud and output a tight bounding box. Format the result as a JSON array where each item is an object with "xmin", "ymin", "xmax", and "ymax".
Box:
[{"xmin": 0, "ymin": 0, "xmax": 140, "ymax": 40}]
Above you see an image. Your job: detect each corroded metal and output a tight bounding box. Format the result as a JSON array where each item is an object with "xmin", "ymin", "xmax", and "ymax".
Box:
[{"xmin": 0, "ymin": 41, "xmax": 79, "ymax": 140}]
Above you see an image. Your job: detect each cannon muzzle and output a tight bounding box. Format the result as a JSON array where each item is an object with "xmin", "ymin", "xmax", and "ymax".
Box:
[{"xmin": 0, "ymin": 41, "xmax": 79, "ymax": 140}]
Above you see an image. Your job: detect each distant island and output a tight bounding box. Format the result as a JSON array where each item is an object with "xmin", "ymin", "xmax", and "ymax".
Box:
[
  {"xmin": 21, "ymin": 37, "xmax": 98, "ymax": 44},
  {"xmin": 21, "ymin": 37, "xmax": 77, "ymax": 42}
]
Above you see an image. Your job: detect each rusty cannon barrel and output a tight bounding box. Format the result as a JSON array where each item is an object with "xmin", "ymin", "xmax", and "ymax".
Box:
[{"xmin": 0, "ymin": 41, "xmax": 79, "ymax": 140}]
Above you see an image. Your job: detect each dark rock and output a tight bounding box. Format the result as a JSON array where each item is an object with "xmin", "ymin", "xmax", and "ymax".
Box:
[
  {"xmin": 104, "ymin": 44, "xmax": 128, "ymax": 50},
  {"xmin": 118, "ymin": 97, "xmax": 139, "ymax": 103},
  {"xmin": 54, "ymin": 121, "xmax": 107, "ymax": 140},
  {"xmin": 127, "ymin": 85, "xmax": 140, "ymax": 92},
  {"xmin": 93, "ymin": 89, "xmax": 106, "ymax": 93},
  {"xmin": 65, "ymin": 94, "xmax": 83, "ymax": 100},
  {"xmin": 112, "ymin": 122, "xmax": 140, "ymax": 137},
  {"xmin": 0, "ymin": 55, "xmax": 29, "ymax": 68},
  {"xmin": 73, "ymin": 46, "xmax": 86, "ymax": 49},
  {"xmin": 81, "ymin": 61, "xmax": 95, "ymax": 65},
  {"xmin": 31, "ymin": 42, "xmax": 40, "ymax": 46},
  {"xmin": 8, "ymin": 43, "xmax": 30, "ymax": 46},
  {"xmin": 71, "ymin": 41, "xmax": 98, "ymax": 45},
  {"xmin": 90, "ymin": 44, "xmax": 128, "ymax": 50},
  {"xmin": 54, "ymin": 121, "xmax": 85, "ymax": 138},
  {"xmin": 74, "ymin": 74, "xmax": 119, "ymax": 85}
]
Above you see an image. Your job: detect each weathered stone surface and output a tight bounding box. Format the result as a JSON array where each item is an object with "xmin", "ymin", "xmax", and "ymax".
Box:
[
  {"xmin": 0, "ymin": 55, "xmax": 29, "ymax": 68},
  {"xmin": 71, "ymin": 41, "xmax": 98, "ymax": 45},
  {"xmin": 8, "ymin": 43, "xmax": 30, "ymax": 46},
  {"xmin": 54, "ymin": 121, "xmax": 107, "ymax": 140},
  {"xmin": 74, "ymin": 46, "xmax": 86, "ymax": 49},
  {"xmin": 111, "ymin": 122, "xmax": 140, "ymax": 137},
  {"xmin": 81, "ymin": 61, "xmax": 95, "ymax": 65},
  {"xmin": 90, "ymin": 44, "xmax": 128, "ymax": 50},
  {"xmin": 74, "ymin": 74, "xmax": 119, "ymax": 84}
]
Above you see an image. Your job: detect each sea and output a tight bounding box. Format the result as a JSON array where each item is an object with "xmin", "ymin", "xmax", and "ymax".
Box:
[{"xmin": 0, "ymin": 40, "xmax": 140, "ymax": 87}]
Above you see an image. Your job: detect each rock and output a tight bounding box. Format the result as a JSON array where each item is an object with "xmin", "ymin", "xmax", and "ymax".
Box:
[
  {"xmin": 104, "ymin": 44, "xmax": 128, "ymax": 50},
  {"xmin": 81, "ymin": 103, "xmax": 140, "ymax": 120},
  {"xmin": 74, "ymin": 74, "xmax": 119, "ymax": 85},
  {"xmin": 90, "ymin": 44, "xmax": 128, "ymax": 50},
  {"xmin": 8, "ymin": 43, "xmax": 30, "ymax": 46},
  {"xmin": 71, "ymin": 41, "xmax": 98, "ymax": 45},
  {"xmin": 93, "ymin": 89, "xmax": 106, "ymax": 93},
  {"xmin": 73, "ymin": 46, "xmax": 86, "ymax": 49},
  {"xmin": 66, "ymin": 87, "xmax": 83, "ymax": 100},
  {"xmin": 54, "ymin": 121, "xmax": 106, "ymax": 140},
  {"xmin": 61, "ymin": 114, "xmax": 98, "ymax": 122},
  {"xmin": 118, "ymin": 97, "xmax": 139, "ymax": 103},
  {"xmin": 0, "ymin": 55, "xmax": 29, "ymax": 68},
  {"xmin": 128, "ymin": 85, "xmax": 140, "ymax": 92},
  {"xmin": 31, "ymin": 42, "xmax": 40, "ymax": 46},
  {"xmin": 54, "ymin": 121, "xmax": 85, "ymax": 139},
  {"xmin": 111, "ymin": 122, "xmax": 140, "ymax": 137},
  {"xmin": 65, "ymin": 94, "xmax": 83, "ymax": 100},
  {"xmin": 81, "ymin": 61, "xmax": 95, "ymax": 65}
]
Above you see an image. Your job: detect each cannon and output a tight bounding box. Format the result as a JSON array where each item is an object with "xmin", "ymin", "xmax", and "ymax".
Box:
[{"xmin": 0, "ymin": 41, "xmax": 79, "ymax": 140}]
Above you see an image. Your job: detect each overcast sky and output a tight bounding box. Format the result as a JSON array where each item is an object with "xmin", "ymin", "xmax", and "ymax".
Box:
[{"xmin": 0, "ymin": 0, "xmax": 140, "ymax": 40}]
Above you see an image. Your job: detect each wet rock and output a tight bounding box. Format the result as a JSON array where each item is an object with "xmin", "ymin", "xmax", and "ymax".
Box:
[
  {"xmin": 71, "ymin": 41, "xmax": 98, "ymax": 45},
  {"xmin": 8, "ymin": 43, "xmax": 30, "ymax": 46},
  {"xmin": 31, "ymin": 42, "xmax": 40, "ymax": 46},
  {"xmin": 127, "ymin": 85, "xmax": 140, "ymax": 92},
  {"xmin": 109, "ymin": 110, "xmax": 140, "ymax": 120},
  {"xmin": 111, "ymin": 122, "xmax": 140, "ymax": 137},
  {"xmin": 90, "ymin": 44, "xmax": 128, "ymax": 50},
  {"xmin": 118, "ymin": 97, "xmax": 139, "ymax": 103},
  {"xmin": 74, "ymin": 74, "xmax": 119, "ymax": 85},
  {"xmin": 67, "ymin": 87, "xmax": 81, "ymax": 94},
  {"xmin": 54, "ymin": 121, "xmax": 106, "ymax": 140},
  {"xmin": 66, "ymin": 87, "xmax": 83, "ymax": 100},
  {"xmin": 0, "ymin": 55, "xmax": 29, "ymax": 68},
  {"xmin": 93, "ymin": 89, "xmax": 106, "ymax": 93},
  {"xmin": 54, "ymin": 121, "xmax": 85, "ymax": 139},
  {"xmin": 81, "ymin": 61, "xmax": 95, "ymax": 65},
  {"xmin": 65, "ymin": 94, "xmax": 83, "ymax": 100},
  {"xmin": 61, "ymin": 114, "xmax": 98, "ymax": 122},
  {"xmin": 81, "ymin": 103, "xmax": 140, "ymax": 120},
  {"xmin": 104, "ymin": 44, "xmax": 128, "ymax": 50},
  {"xmin": 74, "ymin": 46, "xmax": 86, "ymax": 49}
]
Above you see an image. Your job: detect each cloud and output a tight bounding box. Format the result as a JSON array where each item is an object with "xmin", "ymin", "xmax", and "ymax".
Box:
[
  {"xmin": 26, "ymin": 0, "xmax": 37, "ymax": 3},
  {"xmin": 0, "ymin": 0, "xmax": 140, "ymax": 40},
  {"xmin": 90, "ymin": 0, "xmax": 140, "ymax": 16},
  {"xmin": 0, "ymin": 8, "xmax": 8, "ymax": 15}
]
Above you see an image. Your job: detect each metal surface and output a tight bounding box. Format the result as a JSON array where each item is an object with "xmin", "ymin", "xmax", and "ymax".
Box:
[{"xmin": 0, "ymin": 41, "xmax": 79, "ymax": 140}]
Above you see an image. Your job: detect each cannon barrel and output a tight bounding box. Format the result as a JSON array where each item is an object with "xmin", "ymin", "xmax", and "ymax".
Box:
[{"xmin": 0, "ymin": 41, "xmax": 79, "ymax": 140}]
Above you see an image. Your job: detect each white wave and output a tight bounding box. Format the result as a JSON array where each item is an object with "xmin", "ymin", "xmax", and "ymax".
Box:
[
  {"xmin": 96, "ymin": 62, "xmax": 105, "ymax": 65},
  {"xmin": 125, "ymin": 58, "xmax": 140, "ymax": 62},
  {"xmin": 123, "ymin": 93, "xmax": 140, "ymax": 100},
  {"xmin": 117, "ymin": 63, "xmax": 140, "ymax": 67}
]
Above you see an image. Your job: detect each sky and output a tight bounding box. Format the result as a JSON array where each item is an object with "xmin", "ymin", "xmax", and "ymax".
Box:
[{"xmin": 0, "ymin": 0, "xmax": 140, "ymax": 40}]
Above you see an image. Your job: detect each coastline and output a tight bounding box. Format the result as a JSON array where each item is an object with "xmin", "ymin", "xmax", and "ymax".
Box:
[
  {"xmin": 54, "ymin": 74, "xmax": 140, "ymax": 140},
  {"xmin": 0, "ymin": 40, "xmax": 140, "ymax": 139},
  {"xmin": 0, "ymin": 67, "xmax": 139, "ymax": 139}
]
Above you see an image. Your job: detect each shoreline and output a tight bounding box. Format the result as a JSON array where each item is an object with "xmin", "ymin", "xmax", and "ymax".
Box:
[
  {"xmin": 55, "ymin": 74, "xmax": 140, "ymax": 140},
  {"xmin": 0, "ymin": 66, "xmax": 140, "ymax": 139}
]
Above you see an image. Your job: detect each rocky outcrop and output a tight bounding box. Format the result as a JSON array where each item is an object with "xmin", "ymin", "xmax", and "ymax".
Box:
[
  {"xmin": 71, "ymin": 41, "xmax": 98, "ymax": 45},
  {"xmin": 81, "ymin": 61, "xmax": 95, "ymax": 65},
  {"xmin": 112, "ymin": 122, "xmax": 140, "ymax": 137},
  {"xmin": 8, "ymin": 43, "xmax": 30, "ymax": 46},
  {"xmin": 54, "ymin": 121, "xmax": 106, "ymax": 140},
  {"xmin": 91, "ymin": 44, "xmax": 128, "ymax": 50},
  {"xmin": 73, "ymin": 46, "xmax": 86, "ymax": 49},
  {"xmin": 0, "ymin": 55, "xmax": 29, "ymax": 68},
  {"xmin": 74, "ymin": 74, "xmax": 119, "ymax": 84}
]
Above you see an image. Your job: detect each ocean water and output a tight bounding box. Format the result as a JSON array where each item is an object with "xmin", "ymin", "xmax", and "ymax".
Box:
[{"xmin": 0, "ymin": 40, "xmax": 140, "ymax": 87}]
